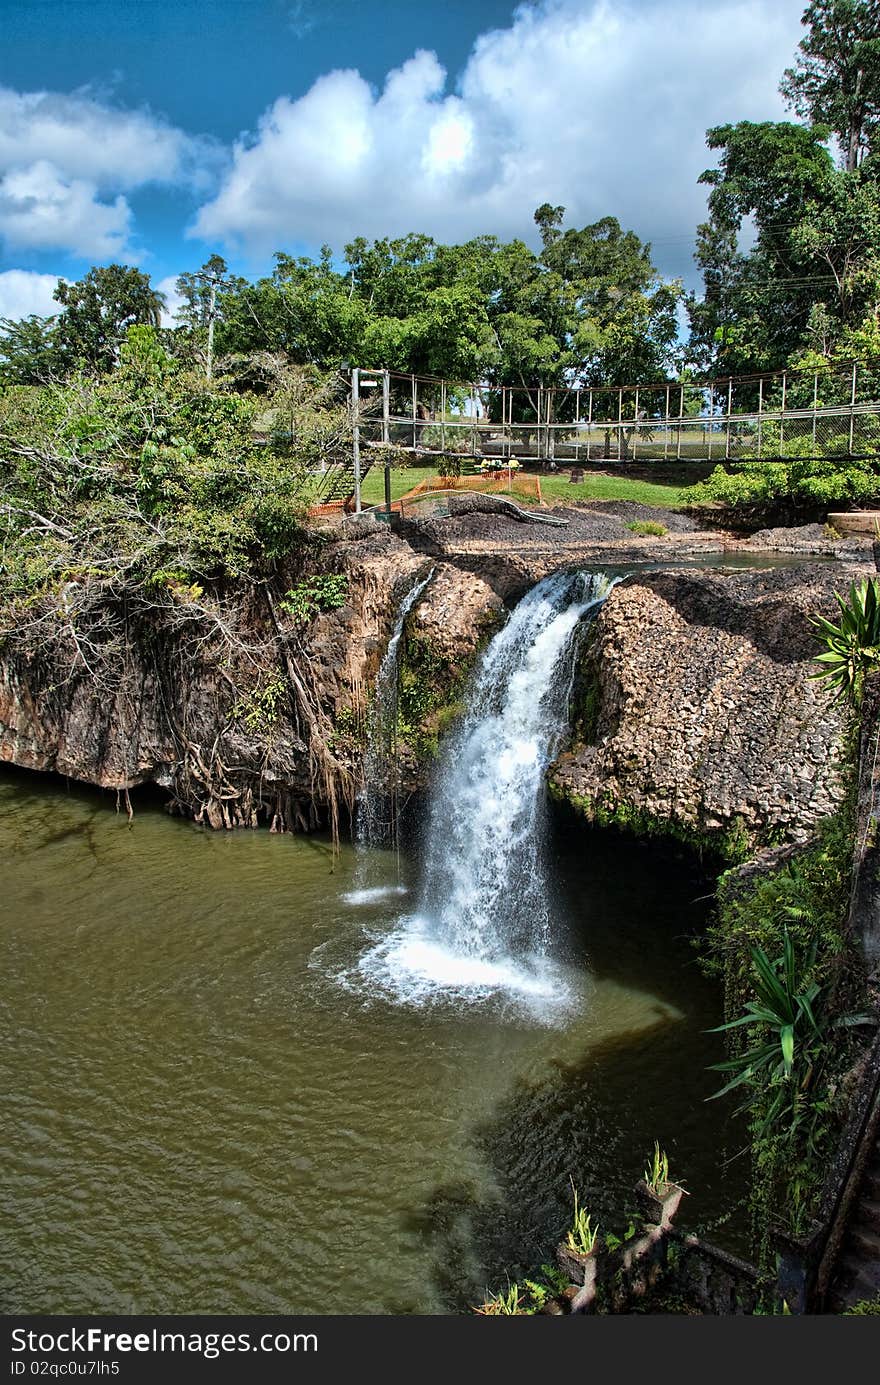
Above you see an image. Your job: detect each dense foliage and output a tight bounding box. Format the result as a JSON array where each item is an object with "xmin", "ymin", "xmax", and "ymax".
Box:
[
  {"xmin": 688, "ymin": 454, "xmax": 880, "ymax": 521},
  {"xmin": 0, "ymin": 206, "xmax": 681, "ymax": 405},
  {"xmin": 0, "ymin": 327, "xmax": 348, "ymax": 621},
  {"xmin": 689, "ymin": 2, "xmax": 880, "ymax": 378},
  {"xmin": 705, "ymin": 797, "xmax": 865, "ymax": 1268}
]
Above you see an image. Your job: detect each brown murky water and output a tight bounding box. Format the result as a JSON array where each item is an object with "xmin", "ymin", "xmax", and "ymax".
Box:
[{"xmin": 0, "ymin": 768, "xmax": 744, "ymax": 1313}]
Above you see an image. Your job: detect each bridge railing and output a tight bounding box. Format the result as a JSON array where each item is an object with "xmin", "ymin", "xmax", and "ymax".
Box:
[
  {"xmin": 351, "ymin": 362, "xmax": 880, "ymax": 463},
  {"xmin": 356, "ymin": 397, "xmax": 880, "ymax": 463}
]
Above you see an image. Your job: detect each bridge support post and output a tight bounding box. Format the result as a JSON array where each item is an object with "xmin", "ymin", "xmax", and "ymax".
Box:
[
  {"xmin": 351, "ymin": 367, "xmax": 361, "ymax": 514},
  {"xmin": 850, "ymin": 362, "xmax": 858, "ymax": 454}
]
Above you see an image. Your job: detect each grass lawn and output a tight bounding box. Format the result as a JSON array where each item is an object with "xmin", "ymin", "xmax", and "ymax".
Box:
[
  {"xmin": 538, "ymin": 472, "xmax": 688, "ymax": 508},
  {"xmin": 358, "ymin": 464, "xmax": 689, "ymax": 510},
  {"xmin": 359, "ymin": 465, "xmax": 437, "ymax": 504}
]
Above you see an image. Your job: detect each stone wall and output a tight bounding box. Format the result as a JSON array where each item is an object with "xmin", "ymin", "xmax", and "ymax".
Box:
[{"xmin": 550, "ymin": 564, "xmax": 858, "ymax": 855}]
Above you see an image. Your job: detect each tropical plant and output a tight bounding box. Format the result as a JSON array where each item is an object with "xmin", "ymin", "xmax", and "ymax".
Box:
[
  {"xmin": 473, "ymin": 1282, "xmax": 526, "ymax": 1315},
  {"xmin": 627, "ymin": 520, "xmax": 667, "ymax": 536},
  {"xmin": 643, "ymin": 1142, "xmax": 671, "ymax": 1194},
  {"xmin": 279, "ymin": 574, "xmax": 350, "ymax": 624},
  {"xmin": 708, "ymin": 930, "xmax": 867, "ymax": 1138},
  {"xmin": 565, "ymin": 1181, "xmax": 599, "ymax": 1254},
  {"xmin": 521, "ymin": 1266, "xmax": 569, "ymax": 1311},
  {"xmin": 810, "ymin": 578, "xmax": 880, "ymax": 706},
  {"xmin": 844, "ymin": 1295, "xmax": 880, "ymax": 1314}
]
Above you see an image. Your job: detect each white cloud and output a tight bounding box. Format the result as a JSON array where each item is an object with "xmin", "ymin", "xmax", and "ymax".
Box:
[
  {"xmin": 288, "ymin": 2, "xmax": 319, "ymax": 39},
  {"xmin": 156, "ymin": 274, "xmax": 185, "ymax": 328},
  {"xmin": 0, "ymin": 269, "xmax": 62, "ymax": 322},
  {"xmin": 0, "ymin": 162, "xmax": 132, "ymax": 259},
  {"xmin": 193, "ymin": 0, "xmax": 808, "ymax": 283},
  {"xmin": 0, "ymin": 86, "xmax": 190, "ymax": 190},
  {"xmin": 0, "ymin": 85, "xmax": 211, "ymax": 260}
]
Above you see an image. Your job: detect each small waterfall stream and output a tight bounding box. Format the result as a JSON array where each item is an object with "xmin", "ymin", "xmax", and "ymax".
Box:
[
  {"xmin": 355, "ymin": 570, "xmax": 616, "ymax": 1013},
  {"xmin": 357, "ymin": 567, "xmax": 434, "ymax": 853},
  {"xmin": 346, "ymin": 568, "xmax": 433, "ymax": 904}
]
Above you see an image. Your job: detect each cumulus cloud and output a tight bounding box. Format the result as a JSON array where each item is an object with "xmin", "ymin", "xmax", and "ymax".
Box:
[
  {"xmin": 0, "ymin": 86, "xmax": 190, "ymax": 190},
  {"xmin": 156, "ymin": 274, "xmax": 186, "ymax": 328},
  {"xmin": 0, "ymin": 85, "xmax": 209, "ymax": 259},
  {"xmin": 193, "ymin": 0, "xmax": 807, "ymax": 282},
  {"xmin": 0, "ymin": 162, "xmax": 132, "ymax": 259},
  {"xmin": 0, "ymin": 269, "xmax": 62, "ymax": 321}
]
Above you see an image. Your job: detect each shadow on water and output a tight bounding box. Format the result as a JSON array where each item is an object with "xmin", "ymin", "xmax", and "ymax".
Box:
[
  {"xmin": 415, "ymin": 1025, "xmax": 749, "ymax": 1313},
  {"xmin": 1, "ymin": 758, "xmax": 750, "ymax": 1314},
  {"xmin": 410, "ymin": 804, "xmax": 750, "ymax": 1311}
]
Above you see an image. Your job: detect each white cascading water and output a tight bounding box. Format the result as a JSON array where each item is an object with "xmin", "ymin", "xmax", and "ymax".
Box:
[
  {"xmin": 355, "ymin": 570, "xmax": 615, "ymax": 1013},
  {"xmin": 345, "ymin": 568, "xmax": 434, "ymax": 906}
]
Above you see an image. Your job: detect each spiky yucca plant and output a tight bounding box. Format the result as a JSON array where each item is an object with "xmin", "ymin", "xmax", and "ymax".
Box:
[{"xmin": 811, "ymin": 578, "xmax": 880, "ymax": 706}]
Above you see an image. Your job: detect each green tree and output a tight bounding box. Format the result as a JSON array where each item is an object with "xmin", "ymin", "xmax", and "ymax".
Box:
[
  {"xmin": 688, "ymin": 122, "xmax": 858, "ymax": 376},
  {"xmin": 53, "ymin": 264, "xmax": 166, "ymax": 373},
  {"xmin": 0, "ymin": 314, "xmax": 65, "ymax": 385},
  {"xmin": 489, "ymin": 208, "xmax": 680, "ymax": 441},
  {"xmin": 780, "ymin": 0, "xmax": 880, "ymax": 172},
  {"xmin": 174, "ymin": 254, "xmax": 235, "ymax": 330}
]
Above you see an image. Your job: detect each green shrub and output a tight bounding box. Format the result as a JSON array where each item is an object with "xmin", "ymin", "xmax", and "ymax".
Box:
[
  {"xmin": 626, "ymin": 520, "xmax": 667, "ymax": 536},
  {"xmin": 686, "ymin": 456, "xmax": 880, "ymax": 523},
  {"xmin": 279, "ymin": 573, "xmax": 349, "ymax": 623},
  {"xmin": 811, "ymin": 579, "xmax": 880, "ymax": 707}
]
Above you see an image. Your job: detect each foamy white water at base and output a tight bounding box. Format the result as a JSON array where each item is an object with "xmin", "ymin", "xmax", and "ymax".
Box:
[
  {"xmin": 342, "ymin": 885, "xmax": 409, "ymax": 906},
  {"xmin": 338, "ymin": 572, "xmax": 615, "ymax": 1022},
  {"xmin": 349, "ymin": 914, "xmax": 586, "ymax": 1024}
]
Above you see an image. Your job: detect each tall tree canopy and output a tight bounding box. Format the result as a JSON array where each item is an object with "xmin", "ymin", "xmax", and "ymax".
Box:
[
  {"xmin": 53, "ymin": 265, "xmax": 166, "ymax": 373},
  {"xmin": 780, "ymin": 0, "xmax": 880, "ymax": 172},
  {"xmin": 212, "ymin": 207, "xmax": 679, "ymax": 401},
  {"xmin": 690, "ymin": 4, "xmax": 880, "ymax": 378}
]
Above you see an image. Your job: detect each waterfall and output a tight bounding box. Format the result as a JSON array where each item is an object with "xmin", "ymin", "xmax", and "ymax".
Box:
[
  {"xmin": 419, "ymin": 570, "xmax": 613, "ymax": 956},
  {"xmin": 346, "ymin": 569, "xmax": 434, "ymax": 903},
  {"xmin": 354, "ymin": 569, "xmax": 616, "ymax": 1011}
]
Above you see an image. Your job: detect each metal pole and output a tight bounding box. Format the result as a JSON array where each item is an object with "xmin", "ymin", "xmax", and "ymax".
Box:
[
  {"xmin": 471, "ymin": 384, "xmax": 478, "ymax": 457},
  {"xmin": 441, "ymin": 380, "xmax": 447, "ymax": 453},
  {"xmin": 190, "ymin": 267, "xmax": 234, "ymax": 380},
  {"xmin": 726, "ymin": 379, "xmax": 732, "ymax": 461},
  {"xmin": 352, "ymin": 367, "xmax": 361, "ymax": 515},
  {"xmin": 412, "ymin": 375, "xmax": 417, "ymax": 451},
  {"xmin": 587, "ymin": 388, "xmax": 593, "ymax": 461},
  {"xmin": 575, "ymin": 388, "xmax": 580, "ymax": 463},
  {"xmin": 665, "ymin": 385, "xmax": 670, "ymax": 459},
  {"xmin": 205, "ymin": 277, "xmax": 217, "ymax": 380},
  {"xmin": 850, "ymin": 361, "xmax": 857, "ymax": 454},
  {"xmin": 382, "ymin": 369, "xmax": 390, "ymax": 444}
]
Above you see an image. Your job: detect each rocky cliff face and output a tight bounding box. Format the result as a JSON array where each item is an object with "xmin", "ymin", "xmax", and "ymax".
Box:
[
  {"xmin": 550, "ymin": 564, "xmax": 857, "ymax": 855},
  {"xmin": 0, "ymin": 525, "xmax": 501, "ymax": 831},
  {"xmin": 0, "ymin": 504, "xmax": 866, "ymax": 850}
]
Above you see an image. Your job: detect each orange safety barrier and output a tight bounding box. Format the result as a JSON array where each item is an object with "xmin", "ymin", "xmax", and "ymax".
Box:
[{"xmin": 401, "ymin": 471, "xmax": 541, "ymax": 503}]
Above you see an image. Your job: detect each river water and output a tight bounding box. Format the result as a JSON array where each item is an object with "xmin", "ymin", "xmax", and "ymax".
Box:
[{"xmin": 0, "ymin": 764, "xmax": 743, "ymax": 1314}]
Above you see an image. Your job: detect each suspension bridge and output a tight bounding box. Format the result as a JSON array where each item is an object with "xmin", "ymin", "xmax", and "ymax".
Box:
[{"xmin": 309, "ymin": 359, "xmax": 880, "ymax": 513}]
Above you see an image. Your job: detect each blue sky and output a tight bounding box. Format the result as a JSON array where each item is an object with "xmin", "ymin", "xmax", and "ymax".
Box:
[{"xmin": 0, "ymin": 0, "xmax": 810, "ymax": 321}]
